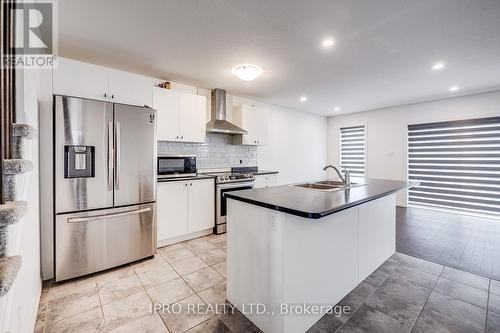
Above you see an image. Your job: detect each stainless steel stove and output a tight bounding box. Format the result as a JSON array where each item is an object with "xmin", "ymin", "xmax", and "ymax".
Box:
[
  {"xmin": 207, "ymin": 172, "xmax": 255, "ymax": 234},
  {"xmin": 214, "ymin": 172, "xmax": 255, "ymax": 184}
]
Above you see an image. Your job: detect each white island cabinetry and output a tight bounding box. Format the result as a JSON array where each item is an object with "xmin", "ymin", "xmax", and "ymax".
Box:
[{"xmin": 226, "ymin": 194, "xmax": 396, "ymax": 333}]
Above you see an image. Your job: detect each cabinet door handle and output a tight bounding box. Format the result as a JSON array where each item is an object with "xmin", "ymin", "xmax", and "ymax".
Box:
[
  {"xmin": 185, "ymin": 183, "xmax": 188, "ymax": 187},
  {"xmin": 104, "ymin": 93, "xmax": 107, "ymax": 98},
  {"xmin": 111, "ymin": 94, "xmax": 114, "ymax": 99},
  {"xmin": 180, "ymin": 136, "xmax": 184, "ymax": 139},
  {"xmin": 190, "ymin": 183, "xmax": 192, "ymax": 186},
  {"xmin": 176, "ymin": 136, "xmax": 179, "ymax": 139}
]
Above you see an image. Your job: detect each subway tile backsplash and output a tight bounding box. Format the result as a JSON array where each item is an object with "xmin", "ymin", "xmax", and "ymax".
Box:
[{"xmin": 157, "ymin": 133, "xmax": 258, "ymax": 169}]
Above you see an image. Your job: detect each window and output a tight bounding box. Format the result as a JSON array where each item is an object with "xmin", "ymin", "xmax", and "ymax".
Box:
[
  {"xmin": 408, "ymin": 116, "xmax": 500, "ymax": 217},
  {"xmin": 340, "ymin": 125, "xmax": 366, "ymax": 176}
]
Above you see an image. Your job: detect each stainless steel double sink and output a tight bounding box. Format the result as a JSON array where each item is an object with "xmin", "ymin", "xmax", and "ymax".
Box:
[{"xmin": 291, "ymin": 180, "xmax": 363, "ymax": 192}]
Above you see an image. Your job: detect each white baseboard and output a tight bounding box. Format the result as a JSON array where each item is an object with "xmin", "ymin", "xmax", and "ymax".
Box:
[{"xmin": 157, "ymin": 228, "xmax": 213, "ymax": 249}]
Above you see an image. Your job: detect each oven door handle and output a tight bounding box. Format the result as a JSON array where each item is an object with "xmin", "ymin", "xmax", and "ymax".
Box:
[{"xmin": 217, "ymin": 182, "xmax": 255, "ymax": 189}]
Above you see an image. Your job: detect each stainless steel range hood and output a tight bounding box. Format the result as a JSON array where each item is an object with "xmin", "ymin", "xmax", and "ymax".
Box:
[{"xmin": 206, "ymin": 89, "xmax": 247, "ymax": 135}]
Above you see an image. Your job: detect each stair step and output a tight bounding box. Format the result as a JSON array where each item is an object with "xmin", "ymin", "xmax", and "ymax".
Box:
[
  {"xmin": 0, "ymin": 201, "xmax": 28, "ymax": 227},
  {"xmin": 0, "ymin": 255, "xmax": 22, "ymax": 297},
  {"xmin": 3, "ymin": 159, "xmax": 33, "ymax": 175},
  {"xmin": 12, "ymin": 123, "xmax": 36, "ymax": 139}
]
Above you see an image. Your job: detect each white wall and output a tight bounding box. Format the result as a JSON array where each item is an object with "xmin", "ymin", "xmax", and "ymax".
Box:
[
  {"xmin": 0, "ymin": 68, "xmax": 46, "ymax": 333},
  {"xmin": 230, "ymin": 96, "xmax": 328, "ymax": 184},
  {"xmin": 327, "ymin": 90, "xmax": 500, "ymax": 206}
]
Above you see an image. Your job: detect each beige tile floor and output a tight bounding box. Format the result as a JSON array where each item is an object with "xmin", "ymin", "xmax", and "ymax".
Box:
[{"xmin": 35, "ymin": 233, "xmax": 230, "ymax": 333}]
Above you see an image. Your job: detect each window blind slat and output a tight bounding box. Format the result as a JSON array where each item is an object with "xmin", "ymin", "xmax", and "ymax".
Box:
[
  {"xmin": 408, "ymin": 117, "xmax": 500, "ymax": 217},
  {"xmin": 408, "ymin": 126, "xmax": 500, "ymax": 137},
  {"xmin": 417, "ymin": 181, "xmax": 500, "ymax": 193},
  {"xmin": 408, "ymin": 133, "xmax": 500, "ymax": 142}
]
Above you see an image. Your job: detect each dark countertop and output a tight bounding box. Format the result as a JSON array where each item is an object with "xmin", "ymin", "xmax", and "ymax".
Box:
[
  {"xmin": 253, "ymin": 170, "xmax": 279, "ymax": 176},
  {"xmin": 158, "ymin": 175, "xmax": 215, "ymax": 183},
  {"xmin": 224, "ymin": 178, "xmax": 417, "ymax": 219}
]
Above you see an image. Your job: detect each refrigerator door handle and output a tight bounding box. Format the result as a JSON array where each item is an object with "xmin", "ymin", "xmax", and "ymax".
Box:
[
  {"xmin": 108, "ymin": 121, "xmax": 114, "ymax": 191},
  {"xmin": 67, "ymin": 207, "xmax": 152, "ymax": 223},
  {"xmin": 115, "ymin": 122, "xmax": 121, "ymax": 190}
]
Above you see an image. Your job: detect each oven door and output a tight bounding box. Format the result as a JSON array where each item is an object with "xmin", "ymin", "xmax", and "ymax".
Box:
[{"xmin": 216, "ymin": 181, "xmax": 254, "ymax": 233}]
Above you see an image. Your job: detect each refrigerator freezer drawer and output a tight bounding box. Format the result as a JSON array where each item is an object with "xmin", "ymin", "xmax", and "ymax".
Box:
[{"xmin": 55, "ymin": 203, "xmax": 155, "ymax": 281}]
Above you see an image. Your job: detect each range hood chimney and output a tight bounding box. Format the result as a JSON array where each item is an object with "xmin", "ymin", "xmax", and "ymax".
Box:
[{"xmin": 206, "ymin": 89, "xmax": 247, "ymax": 135}]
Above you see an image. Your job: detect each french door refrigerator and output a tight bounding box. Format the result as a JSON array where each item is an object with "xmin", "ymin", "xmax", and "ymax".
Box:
[{"xmin": 54, "ymin": 95, "xmax": 156, "ymax": 281}]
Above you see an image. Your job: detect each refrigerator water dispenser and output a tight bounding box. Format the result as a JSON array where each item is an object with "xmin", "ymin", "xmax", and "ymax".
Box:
[{"xmin": 64, "ymin": 145, "xmax": 95, "ymax": 178}]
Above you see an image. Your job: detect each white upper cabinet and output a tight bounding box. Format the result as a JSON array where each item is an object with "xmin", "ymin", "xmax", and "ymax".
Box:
[
  {"xmin": 53, "ymin": 57, "xmax": 153, "ymax": 107},
  {"xmin": 179, "ymin": 92, "xmax": 207, "ymax": 143},
  {"xmin": 232, "ymin": 104, "xmax": 268, "ymax": 145},
  {"xmin": 153, "ymin": 87, "xmax": 180, "ymax": 141},
  {"xmin": 153, "ymin": 87, "xmax": 207, "ymax": 143},
  {"xmin": 108, "ymin": 69, "xmax": 153, "ymax": 107},
  {"xmin": 53, "ymin": 57, "xmax": 109, "ymax": 101}
]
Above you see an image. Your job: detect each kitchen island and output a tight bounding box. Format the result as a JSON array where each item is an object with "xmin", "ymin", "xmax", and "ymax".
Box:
[{"xmin": 225, "ymin": 178, "xmax": 415, "ymax": 333}]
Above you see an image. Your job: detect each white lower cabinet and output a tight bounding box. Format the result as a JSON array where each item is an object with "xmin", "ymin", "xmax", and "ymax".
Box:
[
  {"xmin": 157, "ymin": 181, "xmax": 189, "ymax": 241},
  {"xmin": 187, "ymin": 179, "xmax": 215, "ymax": 232},
  {"xmin": 157, "ymin": 178, "xmax": 214, "ymax": 246},
  {"xmin": 254, "ymin": 174, "xmax": 277, "ymax": 188}
]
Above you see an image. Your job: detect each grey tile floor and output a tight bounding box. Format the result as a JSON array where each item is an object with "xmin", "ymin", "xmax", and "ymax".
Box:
[
  {"xmin": 396, "ymin": 207, "xmax": 500, "ymax": 280},
  {"xmin": 35, "ymin": 234, "xmax": 500, "ymax": 333},
  {"xmin": 309, "ymin": 253, "xmax": 500, "ymax": 333}
]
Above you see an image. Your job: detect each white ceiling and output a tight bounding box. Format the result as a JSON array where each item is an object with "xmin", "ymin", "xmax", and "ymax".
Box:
[{"xmin": 58, "ymin": 0, "xmax": 500, "ymax": 116}]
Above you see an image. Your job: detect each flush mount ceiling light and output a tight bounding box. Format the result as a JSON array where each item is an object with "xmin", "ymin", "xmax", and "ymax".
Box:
[
  {"xmin": 334, "ymin": 107, "xmax": 341, "ymax": 112},
  {"xmin": 322, "ymin": 38, "xmax": 335, "ymax": 48},
  {"xmin": 431, "ymin": 61, "xmax": 446, "ymax": 71},
  {"xmin": 449, "ymin": 85, "xmax": 459, "ymax": 92},
  {"xmin": 300, "ymin": 96, "xmax": 308, "ymax": 102},
  {"xmin": 231, "ymin": 64, "xmax": 264, "ymax": 81}
]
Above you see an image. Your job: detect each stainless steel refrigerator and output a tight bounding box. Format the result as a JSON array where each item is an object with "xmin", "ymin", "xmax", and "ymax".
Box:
[{"xmin": 54, "ymin": 95, "xmax": 156, "ymax": 281}]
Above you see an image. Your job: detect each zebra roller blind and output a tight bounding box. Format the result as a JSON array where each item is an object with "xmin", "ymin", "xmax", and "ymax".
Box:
[
  {"xmin": 408, "ymin": 116, "xmax": 500, "ymax": 217},
  {"xmin": 340, "ymin": 125, "xmax": 365, "ymax": 176}
]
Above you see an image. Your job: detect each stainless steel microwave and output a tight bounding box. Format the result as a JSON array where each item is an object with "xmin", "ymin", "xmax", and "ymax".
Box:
[{"xmin": 157, "ymin": 155, "xmax": 197, "ymax": 178}]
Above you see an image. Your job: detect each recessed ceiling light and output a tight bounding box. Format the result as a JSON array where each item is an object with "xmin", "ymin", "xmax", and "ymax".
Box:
[
  {"xmin": 300, "ymin": 96, "xmax": 308, "ymax": 102},
  {"xmin": 431, "ymin": 62, "xmax": 446, "ymax": 71},
  {"xmin": 334, "ymin": 107, "xmax": 341, "ymax": 112},
  {"xmin": 322, "ymin": 38, "xmax": 335, "ymax": 48},
  {"xmin": 231, "ymin": 64, "xmax": 264, "ymax": 81},
  {"xmin": 448, "ymin": 86, "xmax": 459, "ymax": 92}
]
